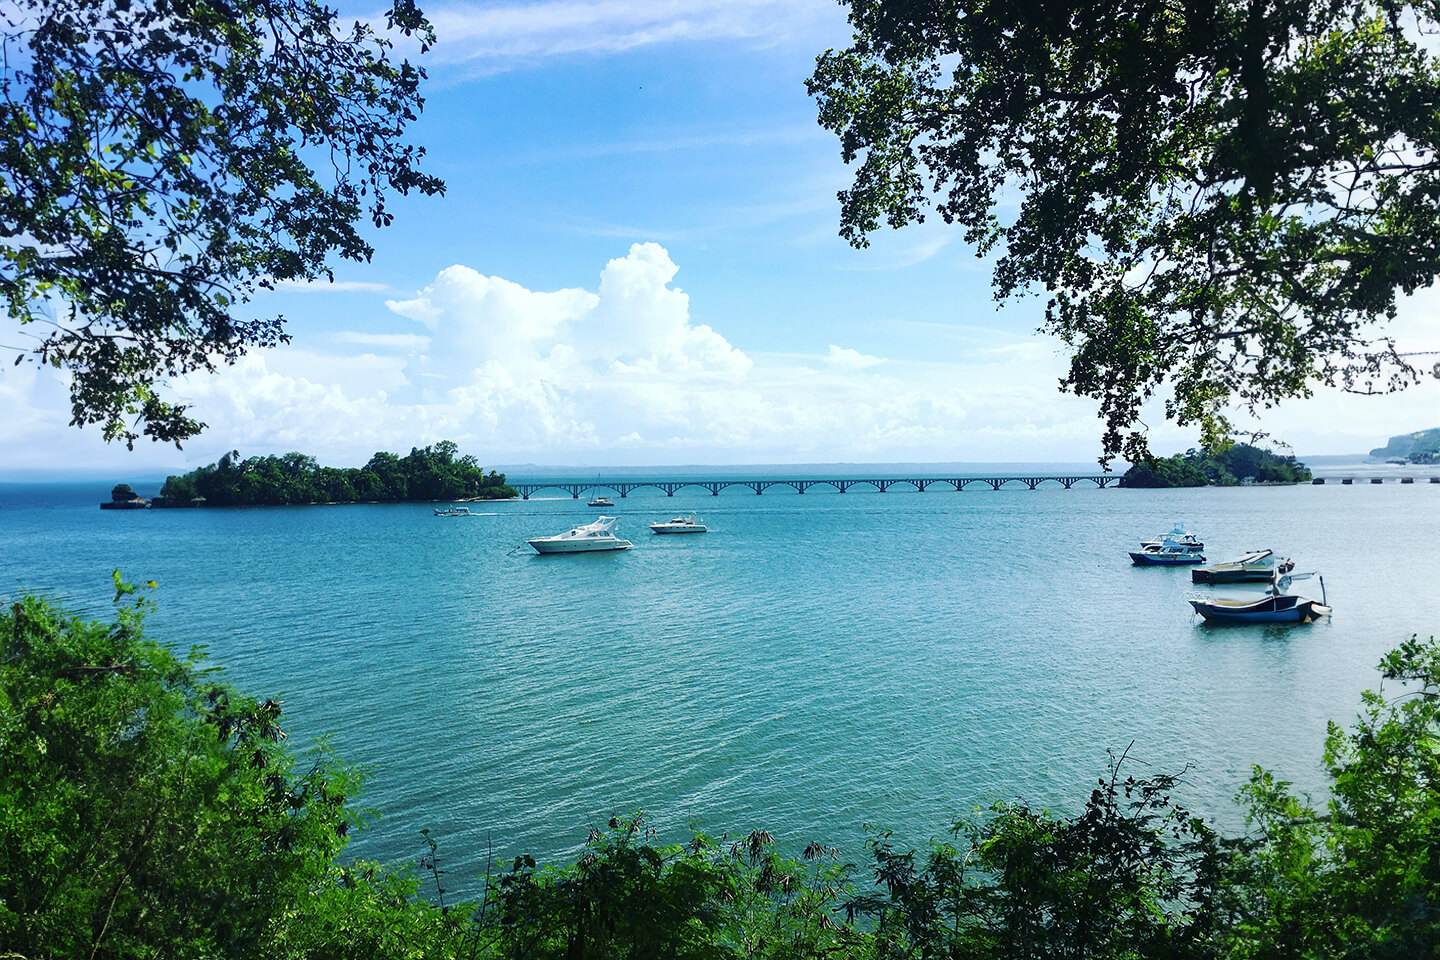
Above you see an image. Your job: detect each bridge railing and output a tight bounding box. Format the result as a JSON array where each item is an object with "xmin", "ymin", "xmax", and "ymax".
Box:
[{"xmin": 509, "ymin": 475, "xmax": 1122, "ymax": 499}]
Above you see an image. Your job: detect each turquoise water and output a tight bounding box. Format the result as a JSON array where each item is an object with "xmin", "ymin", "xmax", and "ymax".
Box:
[{"xmin": 3, "ymin": 478, "xmax": 1438, "ymax": 888}]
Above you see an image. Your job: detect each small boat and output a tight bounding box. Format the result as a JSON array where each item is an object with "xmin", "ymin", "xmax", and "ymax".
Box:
[
  {"xmin": 527, "ymin": 516, "xmax": 633, "ymax": 554},
  {"xmin": 1191, "ymin": 549, "xmax": 1294, "ymax": 584},
  {"xmin": 1141, "ymin": 524, "xmax": 1204, "ymax": 552},
  {"xmin": 1189, "ymin": 572, "xmax": 1330, "ymax": 624},
  {"xmin": 1129, "ymin": 540, "xmax": 1206, "ymax": 565},
  {"xmin": 587, "ymin": 495, "xmax": 615, "ymax": 507},
  {"xmin": 434, "ymin": 505, "xmax": 474, "ymax": 517},
  {"xmin": 649, "ymin": 513, "xmax": 708, "ymax": 534}
]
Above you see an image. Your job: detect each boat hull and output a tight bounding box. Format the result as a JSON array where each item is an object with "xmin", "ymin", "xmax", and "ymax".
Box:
[
  {"xmin": 1191, "ymin": 568, "xmax": 1275, "ymax": 583},
  {"xmin": 528, "ymin": 538, "xmax": 632, "ymax": 554},
  {"xmin": 650, "ymin": 525, "xmax": 706, "ymax": 534},
  {"xmin": 1130, "ymin": 551, "xmax": 1205, "ymax": 566},
  {"xmin": 1189, "ymin": 595, "xmax": 1325, "ymax": 624}
]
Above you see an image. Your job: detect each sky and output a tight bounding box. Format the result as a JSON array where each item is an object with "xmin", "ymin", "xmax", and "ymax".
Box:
[{"xmin": 3, "ymin": 0, "xmax": 1439, "ymax": 475}]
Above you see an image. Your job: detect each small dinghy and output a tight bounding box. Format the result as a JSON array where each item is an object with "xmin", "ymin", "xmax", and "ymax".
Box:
[
  {"xmin": 1189, "ymin": 573, "xmax": 1330, "ymax": 624},
  {"xmin": 1191, "ymin": 549, "xmax": 1294, "ymax": 583}
]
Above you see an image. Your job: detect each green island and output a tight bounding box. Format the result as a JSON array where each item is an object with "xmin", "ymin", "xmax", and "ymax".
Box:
[
  {"xmin": 1370, "ymin": 427, "xmax": 1440, "ymax": 464},
  {"xmin": 1121, "ymin": 443, "xmax": 1313, "ymax": 488},
  {"xmin": 1, "ymin": 583, "xmax": 1434, "ymax": 959},
  {"xmin": 155, "ymin": 442, "xmax": 516, "ymax": 506}
]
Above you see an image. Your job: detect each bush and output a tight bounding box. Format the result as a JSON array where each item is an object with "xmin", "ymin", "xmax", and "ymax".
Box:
[{"xmin": 2, "ymin": 584, "xmax": 1435, "ymax": 959}]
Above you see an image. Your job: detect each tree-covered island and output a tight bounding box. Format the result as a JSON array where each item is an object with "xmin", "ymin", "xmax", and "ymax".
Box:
[
  {"xmin": 156, "ymin": 442, "xmax": 515, "ymax": 506},
  {"xmin": 1122, "ymin": 443, "xmax": 1312, "ymax": 488}
]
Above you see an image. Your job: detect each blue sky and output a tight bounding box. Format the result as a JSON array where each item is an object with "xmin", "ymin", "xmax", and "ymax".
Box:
[{"xmin": 3, "ymin": 0, "xmax": 1437, "ymax": 473}]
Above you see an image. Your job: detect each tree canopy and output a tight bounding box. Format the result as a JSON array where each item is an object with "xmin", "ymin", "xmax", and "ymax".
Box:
[
  {"xmin": 809, "ymin": 0, "xmax": 1440, "ymax": 463},
  {"xmin": 0, "ymin": 0, "xmax": 443, "ymax": 447}
]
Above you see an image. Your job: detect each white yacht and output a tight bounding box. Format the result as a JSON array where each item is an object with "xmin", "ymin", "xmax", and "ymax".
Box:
[
  {"xmin": 649, "ymin": 513, "xmax": 708, "ymax": 534},
  {"xmin": 1140, "ymin": 523, "xmax": 1204, "ymax": 553},
  {"xmin": 587, "ymin": 495, "xmax": 615, "ymax": 507},
  {"xmin": 528, "ymin": 516, "xmax": 633, "ymax": 554}
]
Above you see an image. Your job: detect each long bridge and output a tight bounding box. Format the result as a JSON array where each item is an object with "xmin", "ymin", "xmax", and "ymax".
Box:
[{"xmin": 511, "ymin": 474, "xmax": 1122, "ymax": 499}]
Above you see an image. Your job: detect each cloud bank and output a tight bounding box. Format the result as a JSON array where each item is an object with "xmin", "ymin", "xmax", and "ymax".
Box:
[
  {"xmin": 0, "ymin": 243, "xmax": 1124, "ymax": 470},
  {"xmin": 6, "ymin": 241, "xmax": 1433, "ymax": 473}
]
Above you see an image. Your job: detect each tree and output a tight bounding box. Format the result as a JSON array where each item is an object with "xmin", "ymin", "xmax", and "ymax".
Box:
[
  {"xmin": 1236, "ymin": 634, "xmax": 1440, "ymax": 957},
  {"xmin": 0, "ymin": 0, "xmax": 444, "ymax": 447},
  {"xmin": 809, "ymin": 1, "xmax": 1440, "ymax": 464},
  {"xmin": 0, "ymin": 581, "xmax": 359, "ymax": 958}
]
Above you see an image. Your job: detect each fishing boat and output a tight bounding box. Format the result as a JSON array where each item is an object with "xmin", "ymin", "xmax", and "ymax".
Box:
[
  {"xmin": 586, "ymin": 495, "xmax": 615, "ymax": 507},
  {"xmin": 433, "ymin": 505, "xmax": 474, "ymax": 517},
  {"xmin": 1140, "ymin": 524, "xmax": 1204, "ymax": 552},
  {"xmin": 1129, "ymin": 540, "xmax": 1206, "ymax": 565},
  {"xmin": 527, "ymin": 516, "xmax": 633, "ymax": 554},
  {"xmin": 1188, "ymin": 573, "xmax": 1330, "ymax": 624},
  {"xmin": 649, "ymin": 513, "xmax": 707, "ymax": 534},
  {"xmin": 1191, "ymin": 549, "xmax": 1294, "ymax": 583}
]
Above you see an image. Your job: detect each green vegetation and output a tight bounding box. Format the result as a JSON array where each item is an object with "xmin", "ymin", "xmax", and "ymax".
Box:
[
  {"xmin": 3, "ymin": 585, "xmax": 1436, "ymax": 959},
  {"xmin": 1370, "ymin": 428, "xmax": 1440, "ymax": 464},
  {"xmin": 1123, "ymin": 444, "xmax": 1312, "ymax": 488},
  {"xmin": 1, "ymin": 0, "xmax": 442, "ymax": 446},
  {"xmin": 158, "ymin": 441, "xmax": 515, "ymax": 506},
  {"xmin": 109, "ymin": 484, "xmax": 140, "ymax": 503},
  {"xmin": 809, "ymin": 2, "xmax": 1440, "ymax": 464}
]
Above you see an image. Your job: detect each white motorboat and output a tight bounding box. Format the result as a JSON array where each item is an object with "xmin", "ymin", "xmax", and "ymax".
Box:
[
  {"xmin": 528, "ymin": 516, "xmax": 633, "ymax": 554},
  {"xmin": 649, "ymin": 513, "xmax": 708, "ymax": 534},
  {"xmin": 434, "ymin": 505, "xmax": 474, "ymax": 517},
  {"xmin": 1130, "ymin": 540, "xmax": 1207, "ymax": 565},
  {"xmin": 1141, "ymin": 523, "xmax": 1203, "ymax": 552}
]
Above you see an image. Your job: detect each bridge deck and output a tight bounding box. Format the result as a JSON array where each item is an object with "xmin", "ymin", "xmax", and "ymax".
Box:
[{"xmin": 510, "ymin": 475, "xmax": 1122, "ymax": 499}]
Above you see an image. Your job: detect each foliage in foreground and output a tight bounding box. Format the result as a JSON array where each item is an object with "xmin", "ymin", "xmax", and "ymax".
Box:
[
  {"xmin": 1122, "ymin": 444, "xmax": 1312, "ymax": 488},
  {"xmin": 1, "ymin": 587, "xmax": 1436, "ymax": 959},
  {"xmin": 156, "ymin": 441, "xmax": 515, "ymax": 505},
  {"xmin": 809, "ymin": 1, "xmax": 1440, "ymax": 464}
]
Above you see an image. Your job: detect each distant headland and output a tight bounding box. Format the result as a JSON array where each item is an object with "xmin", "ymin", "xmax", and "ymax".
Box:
[
  {"xmin": 1120, "ymin": 443, "xmax": 1312, "ymax": 488},
  {"xmin": 102, "ymin": 442, "xmax": 515, "ymax": 509},
  {"xmin": 1369, "ymin": 428, "xmax": 1440, "ymax": 464}
]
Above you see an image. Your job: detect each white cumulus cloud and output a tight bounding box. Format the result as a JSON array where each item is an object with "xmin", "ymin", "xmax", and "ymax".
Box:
[{"xmin": 825, "ymin": 344, "xmax": 883, "ymax": 370}]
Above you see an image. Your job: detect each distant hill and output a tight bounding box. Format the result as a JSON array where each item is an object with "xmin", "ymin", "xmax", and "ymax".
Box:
[{"xmin": 1369, "ymin": 428, "xmax": 1440, "ymax": 463}]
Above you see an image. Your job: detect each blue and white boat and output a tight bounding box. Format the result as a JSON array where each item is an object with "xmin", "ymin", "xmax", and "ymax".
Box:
[
  {"xmin": 1140, "ymin": 524, "xmax": 1204, "ymax": 553},
  {"xmin": 1130, "ymin": 538, "xmax": 1206, "ymax": 565},
  {"xmin": 1189, "ymin": 573, "xmax": 1330, "ymax": 624}
]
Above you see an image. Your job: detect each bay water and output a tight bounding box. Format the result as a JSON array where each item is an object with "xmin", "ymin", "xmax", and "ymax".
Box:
[{"xmin": 3, "ymin": 474, "xmax": 1437, "ymax": 889}]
